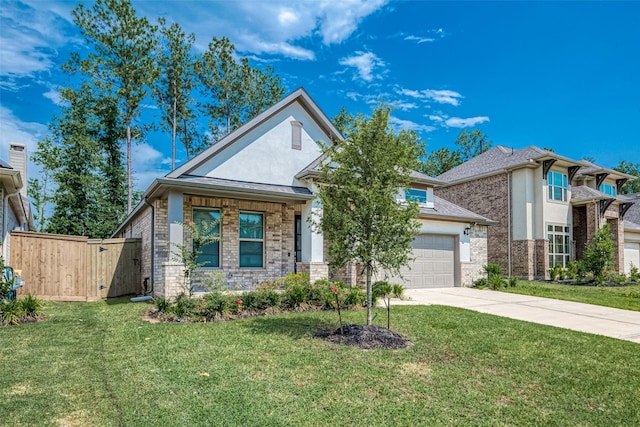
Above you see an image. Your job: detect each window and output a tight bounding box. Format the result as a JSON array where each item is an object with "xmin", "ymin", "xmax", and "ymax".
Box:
[
  {"xmin": 192, "ymin": 208, "xmax": 220, "ymax": 268},
  {"xmin": 547, "ymin": 171, "xmax": 568, "ymax": 202},
  {"xmin": 405, "ymin": 188, "xmax": 427, "ymax": 204},
  {"xmin": 291, "ymin": 121, "xmax": 302, "ymax": 150},
  {"xmin": 295, "ymin": 214, "xmax": 302, "ymax": 263},
  {"xmin": 239, "ymin": 212, "xmax": 263, "ymax": 268},
  {"xmin": 548, "ymin": 224, "xmax": 570, "ymax": 268},
  {"xmin": 600, "ymin": 183, "xmax": 616, "ymax": 197}
]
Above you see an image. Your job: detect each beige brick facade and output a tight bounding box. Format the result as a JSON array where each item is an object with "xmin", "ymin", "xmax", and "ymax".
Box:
[{"xmin": 461, "ymin": 225, "xmax": 489, "ymax": 286}]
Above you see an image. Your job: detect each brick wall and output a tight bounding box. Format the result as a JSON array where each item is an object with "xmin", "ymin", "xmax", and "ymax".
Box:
[
  {"xmin": 175, "ymin": 195, "xmax": 304, "ymax": 295},
  {"xmin": 436, "ymin": 173, "xmax": 510, "ymax": 274},
  {"xmin": 511, "ymin": 239, "xmax": 535, "ymax": 279}
]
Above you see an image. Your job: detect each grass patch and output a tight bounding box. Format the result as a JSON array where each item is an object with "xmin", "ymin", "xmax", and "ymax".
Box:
[
  {"xmin": 1, "ymin": 298, "xmax": 639, "ymax": 426},
  {"xmin": 502, "ymin": 281, "xmax": 640, "ymax": 312}
]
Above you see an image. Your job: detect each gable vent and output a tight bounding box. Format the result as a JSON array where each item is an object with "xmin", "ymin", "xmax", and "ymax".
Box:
[{"xmin": 291, "ymin": 121, "xmax": 302, "ymax": 150}]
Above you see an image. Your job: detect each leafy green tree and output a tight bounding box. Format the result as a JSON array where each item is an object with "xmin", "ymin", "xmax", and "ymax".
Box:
[
  {"xmin": 420, "ymin": 147, "xmax": 462, "ymax": 177},
  {"xmin": 32, "ymin": 86, "xmax": 127, "ymax": 238},
  {"xmin": 614, "ymin": 160, "xmax": 640, "ymax": 194},
  {"xmin": 153, "ymin": 18, "xmax": 199, "ymax": 169},
  {"xmin": 315, "ymin": 106, "xmax": 423, "ymax": 325},
  {"xmin": 197, "ymin": 37, "xmax": 285, "ymax": 140},
  {"xmin": 455, "ymin": 129, "xmax": 492, "ymax": 162},
  {"xmin": 67, "ymin": 0, "xmax": 159, "ymax": 213},
  {"xmin": 583, "ymin": 223, "xmax": 614, "ymax": 285},
  {"xmin": 27, "ymin": 176, "xmax": 50, "ymax": 232},
  {"xmin": 332, "ymin": 106, "xmax": 355, "ymax": 138}
]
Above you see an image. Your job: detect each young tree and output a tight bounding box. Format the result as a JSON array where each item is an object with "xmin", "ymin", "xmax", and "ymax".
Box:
[
  {"xmin": 67, "ymin": 0, "xmax": 159, "ymax": 213},
  {"xmin": 420, "ymin": 147, "xmax": 462, "ymax": 177},
  {"xmin": 153, "ymin": 18, "xmax": 198, "ymax": 170},
  {"xmin": 27, "ymin": 176, "xmax": 50, "ymax": 233},
  {"xmin": 455, "ymin": 129, "xmax": 492, "ymax": 162},
  {"xmin": 583, "ymin": 223, "xmax": 614, "ymax": 285},
  {"xmin": 315, "ymin": 106, "xmax": 423, "ymax": 325},
  {"xmin": 614, "ymin": 160, "xmax": 640, "ymax": 194}
]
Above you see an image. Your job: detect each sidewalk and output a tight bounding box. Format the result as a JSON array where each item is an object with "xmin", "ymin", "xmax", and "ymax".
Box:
[{"xmin": 399, "ymin": 287, "xmax": 640, "ymax": 344}]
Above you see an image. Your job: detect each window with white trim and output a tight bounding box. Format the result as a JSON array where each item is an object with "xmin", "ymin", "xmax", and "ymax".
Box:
[
  {"xmin": 239, "ymin": 212, "xmax": 264, "ymax": 268},
  {"xmin": 193, "ymin": 208, "xmax": 220, "ymax": 268},
  {"xmin": 547, "ymin": 171, "xmax": 568, "ymax": 202},
  {"xmin": 548, "ymin": 224, "xmax": 570, "ymax": 268},
  {"xmin": 599, "ymin": 183, "xmax": 616, "ymax": 197},
  {"xmin": 405, "ymin": 188, "xmax": 427, "ymax": 204}
]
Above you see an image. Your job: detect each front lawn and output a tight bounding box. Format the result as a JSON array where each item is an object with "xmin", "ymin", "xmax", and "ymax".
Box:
[
  {"xmin": 1, "ymin": 299, "xmax": 639, "ymax": 426},
  {"xmin": 501, "ymin": 281, "xmax": 640, "ymax": 312}
]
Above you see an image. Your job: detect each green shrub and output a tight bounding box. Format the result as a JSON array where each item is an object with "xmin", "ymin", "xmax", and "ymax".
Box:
[
  {"xmin": 372, "ymin": 281, "xmax": 393, "ymax": 301},
  {"xmin": 343, "ymin": 286, "xmax": 366, "ymax": 307},
  {"xmin": 19, "ymin": 294, "xmax": 44, "ymax": 318},
  {"xmin": 199, "ymin": 291, "xmax": 232, "ymax": 317},
  {"xmin": 281, "ymin": 282, "xmax": 308, "ymax": 309},
  {"xmin": 242, "ymin": 288, "xmax": 281, "ymax": 311},
  {"xmin": 392, "ymin": 284, "xmax": 404, "ymax": 298},
  {"xmin": 0, "ymin": 299, "xmax": 24, "ymax": 325},
  {"xmin": 549, "ymin": 264, "xmax": 562, "ymax": 281},
  {"xmin": 473, "ymin": 277, "xmax": 488, "ymax": 288},
  {"xmin": 507, "ymin": 277, "xmax": 517, "ymax": 288},
  {"xmin": 628, "ymin": 264, "xmax": 639, "ymax": 282},
  {"xmin": 172, "ymin": 293, "xmax": 198, "ymax": 318},
  {"xmin": 154, "ymin": 297, "xmax": 170, "ymax": 313},
  {"xmin": 484, "ymin": 264, "xmax": 503, "ymax": 278},
  {"xmin": 566, "ymin": 260, "xmax": 578, "ymax": 279},
  {"xmin": 488, "ymin": 274, "xmax": 506, "ymax": 290},
  {"xmin": 583, "ymin": 224, "xmax": 614, "ymax": 284}
]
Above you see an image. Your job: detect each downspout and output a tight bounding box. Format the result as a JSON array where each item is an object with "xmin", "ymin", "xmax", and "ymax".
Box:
[
  {"xmin": 145, "ymin": 197, "xmax": 155, "ymax": 295},
  {"xmin": 131, "ymin": 197, "xmax": 155, "ymax": 302}
]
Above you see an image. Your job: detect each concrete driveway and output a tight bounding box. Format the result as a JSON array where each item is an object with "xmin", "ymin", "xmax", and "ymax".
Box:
[{"xmin": 399, "ymin": 287, "xmax": 640, "ymax": 344}]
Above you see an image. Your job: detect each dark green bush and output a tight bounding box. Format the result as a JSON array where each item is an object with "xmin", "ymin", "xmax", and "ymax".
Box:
[
  {"xmin": 200, "ymin": 292, "xmax": 231, "ymax": 317},
  {"xmin": 19, "ymin": 294, "xmax": 44, "ymax": 317},
  {"xmin": 630, "ymin": 264, "xmax": 640, "ymax": 283},
  {"xmin": 507, "ymin": 277, "xmax": 517, "ymax": 288},
  {"xmin": 484, "ymin": 264, "xmax": 503, "ymax": 278},
  {"xmin": 488, "ymin": 274, "xmax": 506, "ymax": 290},
  {"xmin": 173, "ymin": 293, "xmax": 198, "ymax": 317},
  {"xmin": 343, "ymin": 286, "xmax": 366, "ymax": 307},
  {"xmin": 242, "ymin": 288, "xmax": 281, "ymax": 311},
  {"xmin": 473, "ymin": 277, "xmax": 488, "ymax": 288},
  {"xmin": 154, "ymin": 297, "xmax": 170, "ymax": 313},
  {"xmin": 0, "ymin": 299, "xmax": 24, "ymax": 325}
]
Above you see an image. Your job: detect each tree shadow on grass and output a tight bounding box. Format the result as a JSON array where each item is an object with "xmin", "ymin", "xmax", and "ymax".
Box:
[{"xmin": 241, "ymin": 313, "xmax": 338, "ymax": 340}]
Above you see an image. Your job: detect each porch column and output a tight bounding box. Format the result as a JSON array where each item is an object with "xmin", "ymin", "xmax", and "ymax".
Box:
[
  {"xmin": 163, "ymin": 190, "xmax": 185, "ymax": 298},
  {"xmin": 299, "ymin": 183, "xmax": 329, "ymax": 281}
]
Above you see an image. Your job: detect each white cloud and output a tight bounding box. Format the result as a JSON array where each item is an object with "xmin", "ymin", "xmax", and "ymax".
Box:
[
  {"xmin": 389, "ymin": 116, "xmax": 436, "ymax": 133},
  {"xmin": 131, "ymin": 143, "xmax": 172, "ymax": 191},
  {"xmin": 138, "ymin": 0, "xmax": 388, "ymax": 60},
  {"xmin": 339, "ymin": 51, "xmax": 385, "ymax": 82},
  {"xmin": 428, "ymin": 115, "xmax": 445, "ymax": 123},
  {"xmin": 391, "ymin": 101, "xmax": 418, "ymax": 111},
  {"xmin": 444, "ymin": 116, "xmax": 490, "ymax": 128},
  {"xmin": 397, "ymin": 87, "xmax": 463, "ymax": 106},
  {"xmin": 404, "ymin": 35, "xmax": 435, "ymax": 44},
  {"xmin": 42, "ymin": 87, "xmax": 64, "ymax": 106}
]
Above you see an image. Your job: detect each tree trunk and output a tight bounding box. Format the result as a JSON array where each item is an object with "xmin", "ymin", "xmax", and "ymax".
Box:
[
  {"xmin": 126, "ymin": 123, "xmax": 132, "ymax": 213},
  {"xmin": 366, "ymin": 265, "xmax": 372, "ymax": 325},
  {"xmin": 172, "ymin": 95, "xmax": 177, "ymax": 170}
]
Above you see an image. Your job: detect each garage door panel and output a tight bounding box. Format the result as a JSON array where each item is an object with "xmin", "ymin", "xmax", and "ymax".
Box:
[
  {"xmin": 390, "ymin": 234, "xmax": 456, "ymax": 289},
  {"xmin": 624, "ymin": 242, "xmax": 640, "ymax": 275}
]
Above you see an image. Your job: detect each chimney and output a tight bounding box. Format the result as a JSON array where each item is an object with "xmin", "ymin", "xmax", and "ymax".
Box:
[{"xmin": 9, "ymin": 143, "xmax": 27, "ymax": 197}]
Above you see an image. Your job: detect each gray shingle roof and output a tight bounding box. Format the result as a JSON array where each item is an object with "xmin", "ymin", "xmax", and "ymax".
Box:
[
  {"xmin": 570, "ymin": 185, "xmax": 612, "ymax": 202},
  {"xmin": 619, "ymin": 193, "xmax": 640, "ymax": 226},
  {"xmin": 437, "ymin": 145, "xmax": 584, "ymax": 183},
  {"xmin": 172, "ymin": 175, "xmax": 313, "ymax": 197},
  {"xmin": 420, "ymin": 196, "xmax": 496, "ymax": 225}
]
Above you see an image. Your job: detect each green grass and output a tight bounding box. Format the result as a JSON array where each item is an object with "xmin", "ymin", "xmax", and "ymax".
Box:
[
  {"xmin": 1, "ymin": 299, "xmax": 639, "ymax": 426},
  {"xmin": 501, "ymin": 281, "xmax": 640, "ymax": 312}
]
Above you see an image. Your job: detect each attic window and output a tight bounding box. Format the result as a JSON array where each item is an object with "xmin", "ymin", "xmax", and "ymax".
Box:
[{"xmin": 291, "ymin": 121, "xmax": 302, "ymax": 150}]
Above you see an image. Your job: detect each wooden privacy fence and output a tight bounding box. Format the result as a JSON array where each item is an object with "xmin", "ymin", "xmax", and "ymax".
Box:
[{"xmin": 10, "ymin": 231, "xmax": 142, "ymax": 301}]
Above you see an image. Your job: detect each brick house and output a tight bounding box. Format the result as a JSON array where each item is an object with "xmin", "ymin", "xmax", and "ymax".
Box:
[
  {"xmin": 113, "ymin": 88, "xmax": 493, "ymax": 298},
  {"xmin": 435, "ymin": 146, "xmax": 636, "ymax": 279}
]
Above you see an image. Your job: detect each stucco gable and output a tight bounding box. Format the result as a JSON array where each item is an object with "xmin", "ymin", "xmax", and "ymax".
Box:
[{"xmin": 167, "ymin": 88, "xmax": 341, "ymax": 188}]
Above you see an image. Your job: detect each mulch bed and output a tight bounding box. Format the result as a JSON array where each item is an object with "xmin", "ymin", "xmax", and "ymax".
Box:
[{"xmin": 315, "ymin": 324, "xmax": 412, "ymax": 349}]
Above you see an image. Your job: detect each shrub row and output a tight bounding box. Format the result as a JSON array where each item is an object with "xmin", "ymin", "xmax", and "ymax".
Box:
[{"xmin": 154, "ymin": 273, "xmax": 368, "ymax": 321}]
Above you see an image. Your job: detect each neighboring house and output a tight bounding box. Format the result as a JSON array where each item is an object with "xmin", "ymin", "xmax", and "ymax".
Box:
[
  {"xmin": 113, "ymin": 88, "xmax": 492, "ymax": 298},
  {"xmin": 436, "ymin": 146, "xmax": 636, "ymax": 279},
  {"xmin": 1, "ymin": 143, "xmax": 32, "ymax": 264},
  {"xmin": 619, "ymin": 193, "xmax": 640, "ymax": 274}
]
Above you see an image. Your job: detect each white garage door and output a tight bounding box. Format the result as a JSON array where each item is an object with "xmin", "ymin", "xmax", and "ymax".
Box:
[
  {"xmin": 392, "ymin": 234, "xmax": 456, "ymax": 288},
  {"xmin": 624, "ymin": 242, "xmax": 640, "ymax": 275}
]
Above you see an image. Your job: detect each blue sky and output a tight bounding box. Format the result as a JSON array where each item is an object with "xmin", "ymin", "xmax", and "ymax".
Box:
[{"xmin": 1, "ymin": 0, "xmax": 639, "ymax": 192}]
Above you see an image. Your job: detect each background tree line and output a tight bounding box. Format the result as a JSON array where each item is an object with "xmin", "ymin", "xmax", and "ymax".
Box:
[{"xmin": 29, "ymin": 0, "xmax": 285, "ymax": 237}]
